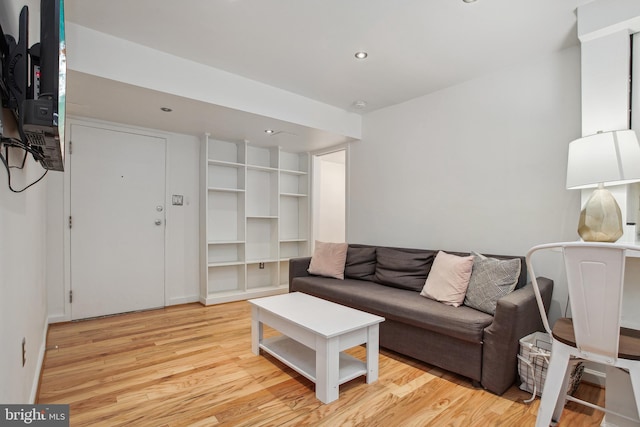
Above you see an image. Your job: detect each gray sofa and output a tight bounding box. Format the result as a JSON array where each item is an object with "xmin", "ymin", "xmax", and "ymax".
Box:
[{"xmin": 289, "ymin": 243, "xmax": 553, "ymax": 395}]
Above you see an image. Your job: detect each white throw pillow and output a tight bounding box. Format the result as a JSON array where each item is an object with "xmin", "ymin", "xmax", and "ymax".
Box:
[
  {"xmin": 307, "ymin": 241, "xmax": 349, "ymax": 280},
  {"xmin": 420, "ymin": 251, "xmax": 474, "ymax": 307}
]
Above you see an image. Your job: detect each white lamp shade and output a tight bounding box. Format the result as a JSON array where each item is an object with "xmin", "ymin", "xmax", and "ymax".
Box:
[{"xmin": 566, "ymin": 130, "xmax": 640, "ymax": 189}]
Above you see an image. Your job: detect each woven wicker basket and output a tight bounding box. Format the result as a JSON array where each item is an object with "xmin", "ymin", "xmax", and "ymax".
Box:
[{"xmin": 517, "ymin": 331, "xmax": 584, "ymax": 403}]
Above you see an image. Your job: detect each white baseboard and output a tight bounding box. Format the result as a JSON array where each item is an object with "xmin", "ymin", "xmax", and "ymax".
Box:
[
  {"xmin": 47, "ymin": 297, "xmax": 200, "ymax": 326},
  {"xmin": 30, "ymin": 322, "xmax": 48, "ymax": 403},
  {"xmin": 47, "ymin": 313, "xmax": 70, "ymax": 324},
  {"xmin": 202, "ymin": 287, "xmax": 288, "ymax": 306},
  {"xmin": 166, "ymin": 295, "xmax": 199, "ymax": 306},
  {"xmin": 582, "ymin": 366, "xmax": 606, "ymax": 388}
]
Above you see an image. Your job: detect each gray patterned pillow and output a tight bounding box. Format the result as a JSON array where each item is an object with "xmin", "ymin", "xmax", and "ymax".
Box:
[{"xmin": 463, "ymin": 252, "xmax": 521, "ymax": 315}]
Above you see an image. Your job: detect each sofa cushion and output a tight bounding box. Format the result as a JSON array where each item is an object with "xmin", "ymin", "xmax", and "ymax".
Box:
[
  {"xmin": 307, "ymin": 241, "xmax": 348, "ymax": 279},
  {"xmin": 463, "ymin": 252, "xmax": 521, "ymax": 314},
  {"xmin": 420, "ymin": 251, "xmax": 474, "ymax": 307},
  {"xmin": 374, "ymin": 247, "xmax": 435, "ymax": 291},
  {"xmin": 345, "ymin": 246, "xmax": 377, "ymax": 281},
  {"xmin": 291, "ymin": 276, "xmax": 493, "ymax": 344}
]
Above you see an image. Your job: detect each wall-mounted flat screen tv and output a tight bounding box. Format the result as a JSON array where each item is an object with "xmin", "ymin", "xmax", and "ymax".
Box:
[{"xmin": 0, "ymin": 0, "xmax": 66, "ymax": 172}]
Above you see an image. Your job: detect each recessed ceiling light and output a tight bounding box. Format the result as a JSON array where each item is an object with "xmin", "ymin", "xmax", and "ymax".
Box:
[
  {"xmin": 265, "ymin": 129, "xmax": 275, "ymax": 134},
  {"xmin": 353, "ymin": 100, "xmax": 368, "ymax": 109},
  {"xmin": 354, "ymin": 51, "xmax": 368, "ymax": 60},
  {"xmin": 160, "ymin": 107, "xmax": 173, "ymax": 112}
]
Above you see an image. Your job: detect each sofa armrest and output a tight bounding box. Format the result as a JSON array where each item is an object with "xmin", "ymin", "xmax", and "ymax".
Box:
[
  {"xmin": 289, "ymin": 257, "xmax": 312, "ymax": 289},
  {"xmin": 480, "ymin": 277, "xmax": 553, "ymax": 395}
]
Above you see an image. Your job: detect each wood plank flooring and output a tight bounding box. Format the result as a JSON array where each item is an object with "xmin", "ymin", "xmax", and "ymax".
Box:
[{"xmin": 37, "ymin": 301, "xmax": 605, "ymax": 426}]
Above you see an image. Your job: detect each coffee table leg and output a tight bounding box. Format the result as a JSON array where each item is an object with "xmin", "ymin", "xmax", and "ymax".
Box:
[
  {"xmin": 316, "ymin": 336, "xmax": 339, "ymax": 403},
  {"xmin": 251, "ymin": 306, "xmax": 262, "ymax": 355},
  {"xmin": 366, "ymin": 324, "xmax": 379, "ymax": 383}
]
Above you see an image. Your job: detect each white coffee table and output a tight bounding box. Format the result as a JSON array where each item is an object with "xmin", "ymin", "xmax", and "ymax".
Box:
[{"xmin": 249, "ymin": 292, "xmax": 385, "ymax": 404}]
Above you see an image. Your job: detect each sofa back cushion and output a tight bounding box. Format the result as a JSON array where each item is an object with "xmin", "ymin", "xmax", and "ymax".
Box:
[
  {"xmin": 374, "ymin": 247, "xmax": 436, "ymax": 291},
  {"xmin": 345, "ymin": 246, "xmax": 377, "ymax": 280}
]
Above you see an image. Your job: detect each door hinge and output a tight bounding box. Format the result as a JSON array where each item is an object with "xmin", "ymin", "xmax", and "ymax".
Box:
[
  {"xmin": 69, "ymin": 140, "xmax": 72, "ymax": 154},
  {"xmin": 69, "ymin": 216, "xmax": 72, "ymax": 229},
  {"xmin": 69, "ymin": 290, "xmax": 73, "ymax": 304}
]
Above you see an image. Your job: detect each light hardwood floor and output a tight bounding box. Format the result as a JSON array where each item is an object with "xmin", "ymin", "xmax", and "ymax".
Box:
[{"xmin": 38, "ymin": 301, "xmax": 605, "ymax": 426}]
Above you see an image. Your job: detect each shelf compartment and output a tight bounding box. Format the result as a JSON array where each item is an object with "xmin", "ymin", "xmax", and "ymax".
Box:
[
  {"xmin": 280, "ymin": 172, "xmax": 308, "ymax": 196},
  {"xmin": 259, "ymin": 336, "xmax": 367, "ymax": 385},
  {"xmin": 246, "ymin": 217, "xmax": 278, "ymax": 261},
  {"xmin": 207, "ymin": 242, "xmax": 245, "ymax": 265},
  {"xmin": 279, "ymin": 151, "xmax": 308, "ymax": 174},
  {"xmin": 247, "ymin": 261, "xmax": 279, "ymax": 289},
  {"xmin": 247, "ymin": 146, "xmax": 279, "ymax": 169},
  {"xmin": 208, "ymin": 138, "xmax": 245, "ymax": 164},
  {"xmin": 280, "ymin": 240, "xmax": 309, "ymax": 260},
  {"xmin": 208, "ymin": 264, "xmax": 245, "ymax": 294},
  {"xmin": 280, "ymin": 260, "xmax": 290, "ymax": 287},
  {"xmin": 208, "ymin": 163, "xmax": 245, "ymax": 190},
  {"xmin": 207, "ymin": 192, "xmax": 245, "ymax": 242},
  {"xmin": 280, "ymin": 196, "xmax": 308, "ymax": 241},
  {"xmin": 246, "ymin": 168, "xmax": 278, "ymax": 217}
]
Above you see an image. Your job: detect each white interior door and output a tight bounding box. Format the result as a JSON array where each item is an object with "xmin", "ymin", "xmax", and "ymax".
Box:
[{"xmin": 70, "ymin": 124, "xmax": 166, "ymax": 320}]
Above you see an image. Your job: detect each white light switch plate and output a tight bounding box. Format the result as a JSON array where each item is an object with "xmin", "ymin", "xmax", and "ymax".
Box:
[{"xmin": 172, "ymin": 195, "xmax": 184, "ymax": 206}]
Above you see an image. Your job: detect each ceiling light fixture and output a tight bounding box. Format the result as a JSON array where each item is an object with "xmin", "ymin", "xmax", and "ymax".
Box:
[
  {"xmin": 264, "ymin": 129, "xmax": 276, "ymax": 134},
  {"xmin": 160, "ymin": 107, "xmax": 173, "ymax": 112},
  {"xmin": 353, "ymin": 100, "xmax": 368, "ymax": 109},
  {"xmin": 354, "ymin": 51, "xmax": 368, "ymax": 60}
]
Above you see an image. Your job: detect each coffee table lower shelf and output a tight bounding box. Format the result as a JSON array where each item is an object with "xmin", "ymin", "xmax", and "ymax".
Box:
[{"xmin": 260, "ymin": 335, "xmax": 367, "ymax": 385}]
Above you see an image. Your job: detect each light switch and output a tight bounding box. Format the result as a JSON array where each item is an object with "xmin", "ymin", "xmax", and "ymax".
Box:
[{"xmin": 172, "ymin": 195, "xmax": 184, "ymax": 206}]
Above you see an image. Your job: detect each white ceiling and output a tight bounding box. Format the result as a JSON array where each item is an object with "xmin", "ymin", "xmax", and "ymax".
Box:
[{"xmin": 63, "ymin": 0, "xmax": 585, "ymax": 150}]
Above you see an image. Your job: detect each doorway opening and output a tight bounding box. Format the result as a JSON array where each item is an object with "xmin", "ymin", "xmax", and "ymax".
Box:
[{"xmin": 312, "ymin": 149, "xmax": 347, "ymax": 245}]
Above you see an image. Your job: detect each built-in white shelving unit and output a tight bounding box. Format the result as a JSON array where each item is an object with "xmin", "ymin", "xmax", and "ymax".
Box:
[{"xmin": 200, "ymin": 135, "xmax": 310, "ymax": 305}]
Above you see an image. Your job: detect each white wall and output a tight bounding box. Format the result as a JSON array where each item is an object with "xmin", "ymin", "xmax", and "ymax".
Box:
[
  {"xmin": 349, "ymin": 46, "xmax": 582, "ymax": 321},
  {"xmin": 165, "ymin": 133, "xmax": 200, "ymax": 305},
  {"xmin": 46, "ymin": 118, "xmax": 201, "ymax": 321},
  {"xmin": 0, "ymin": 0, "xmax": 49, "ymax": 404},
  {"xmin": 0, "ymin": 154, "xmax": 49, "ymax": 404}
]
